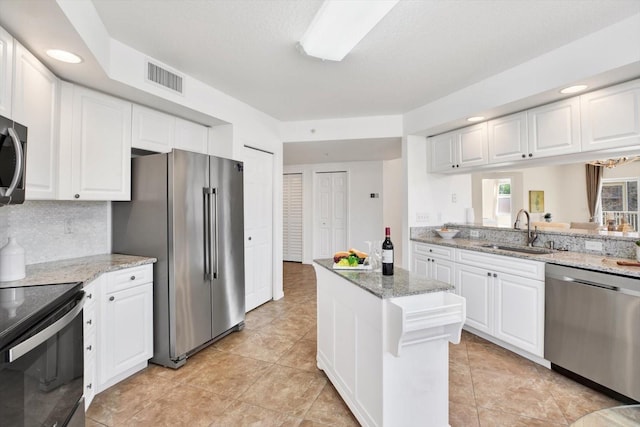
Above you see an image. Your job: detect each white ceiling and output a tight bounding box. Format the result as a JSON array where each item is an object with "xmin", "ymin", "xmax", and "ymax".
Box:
[{"xmin": 0, "ymin": 0, "xmax": 638, "ymax": 164}]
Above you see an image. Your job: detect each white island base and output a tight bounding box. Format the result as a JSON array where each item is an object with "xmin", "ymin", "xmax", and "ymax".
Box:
[{"xmin": 314, "ymin": 263, "xmax": 466, "ymax": 427}]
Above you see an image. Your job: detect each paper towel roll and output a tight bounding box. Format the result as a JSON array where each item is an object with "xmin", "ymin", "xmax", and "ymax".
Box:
[
  {"xmin": 0, "ymin": 237, "xmax": 26, "ymax": 282},
  {"xmin": 465, "ymin": 208, "xmax": 475, "ymax": 224}
]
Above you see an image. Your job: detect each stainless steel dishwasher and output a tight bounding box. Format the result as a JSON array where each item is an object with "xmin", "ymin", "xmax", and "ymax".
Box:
[{"xmin": 545, "ymin": 263, "xmax": 640, "ymax": 401}]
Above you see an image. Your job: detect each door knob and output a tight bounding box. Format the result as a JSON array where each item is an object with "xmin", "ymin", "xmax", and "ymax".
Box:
[
  {"xmin": 248, "ymin": 236, "xmax": 252, "ymax": 240},
  {"xmin": 109, "ymin": 296, "xmax": 115, "ymax": 301}
]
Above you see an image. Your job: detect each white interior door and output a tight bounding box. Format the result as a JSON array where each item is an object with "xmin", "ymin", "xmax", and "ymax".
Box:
[
  {"xmin": 316, "ymin": 172, "xmax": 348, "ymax": 258},
  {"xmin": 283, "ymin": 173, "xmax": 303, "ymax": 262},
  {"xmin": 243, "ymin": 146, "xmax": 274, "ymax": 312}
]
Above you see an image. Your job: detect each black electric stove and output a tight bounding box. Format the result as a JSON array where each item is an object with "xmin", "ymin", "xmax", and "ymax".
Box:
[{"xmin": 0, "ymin": 282, "xmax": 82, "ymax": 350}]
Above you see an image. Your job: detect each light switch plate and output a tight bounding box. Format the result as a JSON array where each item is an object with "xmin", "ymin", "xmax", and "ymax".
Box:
[{"xmin": 585, "ymin": 240, "xmax": 603, "ymax": 251}]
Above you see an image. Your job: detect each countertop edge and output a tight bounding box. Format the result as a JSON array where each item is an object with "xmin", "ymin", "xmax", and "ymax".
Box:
[
  {"xmin": 411, "ymin": 237, "xmax": 640, "ymax": 278},
  {"xmin": 0, "ymin": 254, "xmax": 157, "ymax": 288},
  {"xmin": 313, "ymin": 259, "xmax": 454, "ymax": 299}
]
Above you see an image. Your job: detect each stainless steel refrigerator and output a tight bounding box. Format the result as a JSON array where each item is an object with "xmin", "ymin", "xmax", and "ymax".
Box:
[{"xmin": 112, "ymin": 149, "xmax": 245, "ymax": 369}]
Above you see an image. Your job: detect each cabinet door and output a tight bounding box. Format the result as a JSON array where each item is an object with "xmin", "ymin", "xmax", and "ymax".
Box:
[
  {"xmin": 528, "ymin": 97, "xmax": 581, "ymax": 158},
  {"xmin": 433, "ymin": 259, "xmax": 455, "ymax": 288},
  {"xmin": 174, "ymin": 117, "xmax": 208, "ymax": 154},
  {"xmin": 580, "ymin": 79, "xmax": 640, "ymax": 152},
  {"xmin": 488, "ymin": 112, "xmax": 529, "ymax": 163},
  {"xmin": 429, "ymin": 132, "xmax": 456, "ymax": 172},
  {"xmin": 494, "ymin": 272, "xmax": 544, "ymax": 356},
  {"xmin": 100, "ymin": 282, "xmax": 153, "ymax": 386},
  {"xmin": 0, "ymin": 26, "xmax": 12, "ymax": 118},
  {"xmin": 82, "ymin": 279, "xmax": 99, "ymax": 410},
  {"xmin": 62, "ymin": 85, "xmax": 132, "ymax": 200},
  {"xmin": 412, "ymin": 253, "xmax": 431, "ymax": 278},
  {"xmin": 12, "ymin": 43, "xmax": 59, "ymax": 199},
  {"xmin": 456, "ymin": 264, "xmax": 492, "ymax": 334},
  {"xmin": 131, "ymin": 104, "xmax": 174, "ymax": 153},
  {"xmin": 458, "ymin": 123, "xmax": 488, "ymax": 168}
]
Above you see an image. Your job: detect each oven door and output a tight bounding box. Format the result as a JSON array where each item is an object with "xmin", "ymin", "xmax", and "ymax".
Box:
[{"xmin": 0, "ymin": 291, "xmax": 85, "ymax": 427}]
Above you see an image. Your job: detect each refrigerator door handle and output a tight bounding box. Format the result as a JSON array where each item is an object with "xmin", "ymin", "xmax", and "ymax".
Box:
[
  {"xmin": 212, "ymin": 187, "xmax": 219, "ymax": 279},
  {"xmin": 203, "ymin": 187, "xmax": 213, "ymax": 280}
]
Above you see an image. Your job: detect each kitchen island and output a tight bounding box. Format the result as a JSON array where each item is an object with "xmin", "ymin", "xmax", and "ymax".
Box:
[{"xmin": 313, "ymin": 259, "xmax": 465, "ymax": 427}]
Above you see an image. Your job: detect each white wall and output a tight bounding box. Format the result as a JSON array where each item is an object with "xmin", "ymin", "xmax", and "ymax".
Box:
[
  {"xmin": 284, "ymin": 161, "xmax": 384, "ymax": 264},
  {"xmin": 383, "ymin": 158, "xmax": 403, "ymax": 267}
]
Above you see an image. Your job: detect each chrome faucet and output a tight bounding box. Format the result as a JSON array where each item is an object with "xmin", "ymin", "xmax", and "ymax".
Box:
[{"xmin": 514, "ymin": 208, "xmax": 538, "ymax": 247}]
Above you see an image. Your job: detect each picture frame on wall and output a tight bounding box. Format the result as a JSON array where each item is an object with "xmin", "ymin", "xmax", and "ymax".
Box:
[{"xmin": 529, "ymin": 190, "xmax": 544, "ymax": 213}]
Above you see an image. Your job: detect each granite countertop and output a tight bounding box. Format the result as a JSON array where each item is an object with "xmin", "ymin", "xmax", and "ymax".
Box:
[
  {"xmin": 0, "ymin": 254, "xmax": 157, "ymax": 289},
  {"xmin": 412, "ymin": 236, "xmax": 640, "ymax": 278},
  {"xmin": 313, "ymin": 259, "xmax": 454, "ymax": 299}
]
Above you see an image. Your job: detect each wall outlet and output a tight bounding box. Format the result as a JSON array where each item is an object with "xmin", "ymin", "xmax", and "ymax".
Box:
[
  {"xmin": 416, "ymin": 212, "xmax": 430, "ymax": 223},
  {"xmin": 470, "ymin": 230, "xmax": 480, "ymax": 238},
  {"xmin": 64, "ymin": 219, "xmax": 73, "ymax": 234},
  {"xmin": 585, "ymin": 240, "xmax": 603, "ymax": 251}
]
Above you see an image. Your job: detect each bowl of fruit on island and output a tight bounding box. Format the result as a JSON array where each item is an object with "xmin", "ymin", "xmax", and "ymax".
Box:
[
  {"xmin": 436, "ymin": 228, "xmax": 459, "ymax": 239},
  {"xmin": 333, "ymin": 249, "xmax": 369, "ymax": 268}
]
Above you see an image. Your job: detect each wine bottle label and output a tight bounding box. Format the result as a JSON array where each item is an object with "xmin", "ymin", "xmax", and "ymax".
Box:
[{"xmin": 382, "ymin": 249, "xmax": 393, "ymax": 263}]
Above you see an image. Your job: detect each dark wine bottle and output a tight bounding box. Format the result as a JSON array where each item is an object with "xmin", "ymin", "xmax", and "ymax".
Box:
[{"xmin": 382, "ymin": 227, "xmax": 394, "ymax": 276}]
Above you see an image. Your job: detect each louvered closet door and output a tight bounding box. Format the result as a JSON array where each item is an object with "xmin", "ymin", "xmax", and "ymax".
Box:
[{"xmin": 283, "ymin": 173, "xmax": 303, "ymax": 262}]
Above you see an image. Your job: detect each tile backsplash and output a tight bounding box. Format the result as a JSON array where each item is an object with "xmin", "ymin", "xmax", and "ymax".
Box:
[{"xmin": 0, "ymin": 201, "xmax": 110, "ymax": 265}]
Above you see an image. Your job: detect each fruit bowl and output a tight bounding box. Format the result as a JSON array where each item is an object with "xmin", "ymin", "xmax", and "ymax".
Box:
[{"xmin": 436, "ymin": 229, "xmax": 459, "ymax": 239}]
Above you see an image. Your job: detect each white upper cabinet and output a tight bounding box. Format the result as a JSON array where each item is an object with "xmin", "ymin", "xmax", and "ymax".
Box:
[
  {"xmin": 174, "ymin": 117, "xmax": 208, "ymax": 154},
  {"xmin": 527, "ymin": 97, "xmax": 581, "ymax": 158},
  {"xmin": 458, "ymin": 123, "xmax": 488, "ymax": 167},
  {"xmin": 487, "ymin": 112, "xmax": 529, "ymax": 163},
  {"xmin": 59, "ymin": 83, "xmax": 132, "ymax": 200},
  {"xmin": 0, "ymin": 26, "xmax": 13, "ymax": 118},
  {"xmin": 580, "ymin": 79, "xmax": 640, "ymax": 152},
  {"xmin": 430, "ymin": 123, "xmax": 488, "ymax": 172},
  {"xmin": 12, "ymin": 42, "xmax": 59, "ymax": 200},
  {"xmin": 430, "ymin": 132, "xmax": 457, "ymax": 172},
  {"xmin": 131, "ymin": 104, "xmax": 174, "ymax": 153}
]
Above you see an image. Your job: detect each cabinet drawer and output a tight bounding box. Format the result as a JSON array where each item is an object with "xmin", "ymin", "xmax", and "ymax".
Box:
[
  {"xmin": 413, "ymin": 242, "xmax": 455, "ymax": 260},
  {"xmin": 107, "ymin": 264, "xmax": 153, "ymax": 293},
  {"xmin": 456, "ymin": 249, "xmax": 544, "ymax": 280}
]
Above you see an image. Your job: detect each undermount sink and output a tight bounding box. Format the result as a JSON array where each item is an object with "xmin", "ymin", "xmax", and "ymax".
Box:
[{"xmin": 478, "ymin": 243, "xmax": 553, "ymax": 255}]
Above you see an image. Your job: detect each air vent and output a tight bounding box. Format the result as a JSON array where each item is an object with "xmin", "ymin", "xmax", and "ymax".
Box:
[{"xmin": 146, "ymin": 61, "xmax": 184, "ymax": 94}]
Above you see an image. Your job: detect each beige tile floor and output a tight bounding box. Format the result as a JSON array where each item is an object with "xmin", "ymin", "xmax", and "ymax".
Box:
[{"xmin": 87, "ymin": 262, "xmax": 622, "ymax": 426}]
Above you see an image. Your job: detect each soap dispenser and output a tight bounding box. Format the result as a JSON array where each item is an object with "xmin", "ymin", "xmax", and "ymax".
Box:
[{"xmin": 0, "ymin": 237, "xmax": 26, "ymax": 282}]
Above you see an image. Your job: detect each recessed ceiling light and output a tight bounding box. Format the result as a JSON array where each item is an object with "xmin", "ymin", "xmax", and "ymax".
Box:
[
  {"xmin": 46, "ymin": 49, "xmax": 83, "ymax": 64},
  {"xmin": 560, "ymin": 84, "xmax": 588, "ymax": 94},
  {"xmin": 466, "ymin": 116, "xmax": 485, "ymax": 122}
]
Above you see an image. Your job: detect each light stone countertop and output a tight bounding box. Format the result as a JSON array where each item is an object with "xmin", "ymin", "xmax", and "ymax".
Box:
[
  {"xmin": 0, "ymin": 254, "xmax": 157, "ymax": 289},
  {"xmin": 412, "ymin": 236, "xmax": 640, "ymax": 279},
  {"xmin": 314, "ymin": 259, "xmax": 454, "ymax": 299}
]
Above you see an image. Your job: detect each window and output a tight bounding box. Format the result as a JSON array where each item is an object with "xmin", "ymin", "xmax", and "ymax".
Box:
[
  {"xmin": 601, "ymin": 178, "xmax": 639, "ymax": 231},
  {"xmin": 496, "ymin": 181, "xmax": 511, "ymax": 216}
]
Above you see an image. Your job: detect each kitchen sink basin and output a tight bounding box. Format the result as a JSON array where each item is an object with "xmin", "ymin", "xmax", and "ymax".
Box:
[{"xmin": 478, "ymin": 243, "xmax": 553, "ymax": 255}]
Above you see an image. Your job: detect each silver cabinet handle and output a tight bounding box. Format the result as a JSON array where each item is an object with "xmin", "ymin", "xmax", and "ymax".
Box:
[
  {"xmin": 87, "ymin": 383, "xmax": 92, "ymax": 390},
  {"xmin": 86, "ymin": 293, "xmax": 92, "ymax": 299},
  {"xmin": 86, "ymin": 319, "xmax": 92, "ymax": 325},
  {"xmin": 86, "ymin": 345, "xmax": 92, "ymax": 351},
  {"xmin": 2, "ymin": 128, "xmax": 23, "ymax": 198},
  {"xmin": 9, "ymin": 294, "xmax": 85, "ymax": 362},
  {"xmin": 109, "ymin": 296, "xmax": 115, "ymax": 301}
]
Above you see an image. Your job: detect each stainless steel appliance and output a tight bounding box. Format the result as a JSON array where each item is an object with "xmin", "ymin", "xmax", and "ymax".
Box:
[
  {"xmin": 0, "ymin": 114, "xmax": 27, "ymax": 206},
  {"xmin": 545, "ymin": 264, "xmax": 640, "ymax": 401},
  {"xmin": 0, "ymin": 282, "xmax": 85, "ymax": 427},
  {"xmin": 112, "ymin": 149, "xmax": 245, "ymax": 369}
]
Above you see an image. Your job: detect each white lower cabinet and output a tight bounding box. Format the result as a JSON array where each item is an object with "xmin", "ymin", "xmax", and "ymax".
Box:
[
  {"xmin": 455, "ymin": 263, "xmax": 493, "ymax": 334},
  {"xmin": 82, "ymin": 278, "xmax": 99, "ymax": 410},
  {"xmin": 411, "ymin": 242, "xmax": 455, "ymax": 290},
  {"xmin": 82, "ymin": 265, "xmax": 154, "ymax": 409},
  {"xmin": 455, "ymin": 249, "xmax": 545, "ymax": 357}
]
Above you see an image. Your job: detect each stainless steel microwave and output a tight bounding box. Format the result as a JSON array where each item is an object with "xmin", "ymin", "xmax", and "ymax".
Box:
[{"xmin": 0, "ymin": 114, "xmax": 27, "ymax": 206}]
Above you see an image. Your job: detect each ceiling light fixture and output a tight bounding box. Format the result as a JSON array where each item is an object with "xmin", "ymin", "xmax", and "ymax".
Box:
[
  {"xmin": 560, "ymin": 84, "xmax": 588, "ymax": 94},
  {"xmin": 298, "ymin": 0, "xmax": 399, "ymax": 61},
  {"xmin": 466, "ymin": 116, "xmax": 485, "ymax": 122},
  {"xmin": 46, "ymin": 49, "xmax": 83, "ymax": 64}
]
